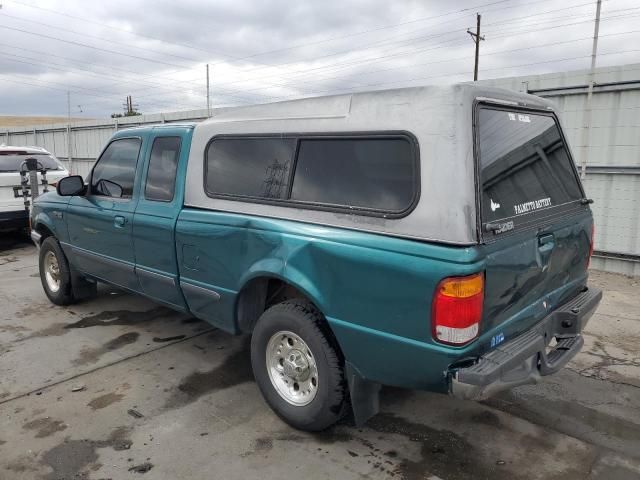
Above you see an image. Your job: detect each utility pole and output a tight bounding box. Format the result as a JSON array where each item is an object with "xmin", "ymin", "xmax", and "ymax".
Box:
[
  {"xmin": 66, "ymin": 91, "xmax": 73, "ymax": 175},
  {"xmin": 121, "ymin": 95, "xmax": 138, "ymax": 116},
  {"xmin": 206, "ymin": 63, "xmax": 211, "ymax": 117},
  {"xmin": 467, "ymin": 13, "xmax": 485, "ymax": 81},
  {"xmin": 580, "ymin": 0, "xmax": 602, "ymax": 179}
]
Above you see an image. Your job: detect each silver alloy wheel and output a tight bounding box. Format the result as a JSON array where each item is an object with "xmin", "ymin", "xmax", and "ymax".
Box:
[
  {"xmin": 44, "ymin": 250, "xmax": 61, "ymax": 293},
  {"xmin": 266, "ymin": 330, "xmax": 319, "ymax": 406}
]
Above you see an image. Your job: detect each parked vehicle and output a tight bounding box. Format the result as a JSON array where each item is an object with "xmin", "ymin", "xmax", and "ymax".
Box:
[
  {"xmin": 0, "ymin": 145, "xmax": 68, "ymax": 232},
  {"xmin": 30, "ymin": 84, "xmax": 602, "ymax": 431}
]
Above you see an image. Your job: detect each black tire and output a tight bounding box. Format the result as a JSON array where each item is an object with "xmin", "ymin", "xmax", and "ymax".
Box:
[
  {"xmin": 251, "ymin": 299, "xmax": 348, "ymax": 431},
  {"xmin": 39, "ymin": 237, "xmax": 75, "ymax": 305}
]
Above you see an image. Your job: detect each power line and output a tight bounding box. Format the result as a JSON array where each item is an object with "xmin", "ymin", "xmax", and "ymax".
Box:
[
  {"xmin": 195, "ymin": 2, "xmax": 619, "ymax": 89},
  {"xmin": 0, "ymin": 24, "xmax": 194, "ymax": 69},
  {"xmin": 2, "ymin": 1, "xmax": 491, "ymax": 93},
  {"xmin": 483, "ymin": 8, "xmax": 640, "ymax": 36},
  {"xmin": 247, "ymin": 48, "xmax": 640, "ymax": 103},
  {"xmin": 0, "ymin": 0, "xmax": 617, "ymax": 97},
  {"xmin": 318, "ymin": 30, "xmax": 640, "ymax": 85},
  {"xmin": 0, "ymin": 52, "xmax": 267, "ymax": 106},
  {"xmin": 0, "ymin": 12, "xmax": 200, "ymax": 64},
  {"xmin": 2, "ymin": 1, "xmax": 638, "ymax": 115},
  {"xmin": 0, "ymin": 17, "xmax": 362, "ymax": 96},
  {"xmin": 245, "ymin": 9, "xmax": 640, "ymax": 87},
  {"xmin": 4, "ymin": 0, "xmax": 513, "ymax": 66},
  {"xmin": 4, "ymin": 10, "xmax": 635, "ymax": 110},
  {"xmin": 3, "ymin": 0, "xmax": 234, "ymax": 60},
  {"xmin": 200, "ymin": 0, "xmax": 609, "ymax": 83},
  {"xmin": 0, "ymin": 42, "xmax": 281, "ymax": 103},
  {"xmin": 0, "ymin": 2, "xmax": 510, "ymax": 96}
]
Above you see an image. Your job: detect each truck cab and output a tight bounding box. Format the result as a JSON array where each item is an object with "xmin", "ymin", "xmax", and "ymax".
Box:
[
  {"xmin": 31, "ymin": 124, "xmax": 193, "ymax": 306},
  {"xmin": 30, "ymin": 84, "xmax": 602, "ymax": 432}
]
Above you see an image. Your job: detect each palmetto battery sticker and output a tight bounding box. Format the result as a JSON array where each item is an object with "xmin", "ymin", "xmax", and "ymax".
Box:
[{"xmin": 513, "ymin": 197, "xmax": 552, "ymax": 215}]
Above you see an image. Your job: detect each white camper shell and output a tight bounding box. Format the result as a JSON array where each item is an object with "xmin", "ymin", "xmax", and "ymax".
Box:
[{"xmin": 185, "ymin": 84, "xmax": 558, "ymax": 245}]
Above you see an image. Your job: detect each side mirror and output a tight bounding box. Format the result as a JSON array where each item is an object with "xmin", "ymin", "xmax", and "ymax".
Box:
[{"xmin": 57, "ymin": 175, "xmax": 85, "ymax": 196}]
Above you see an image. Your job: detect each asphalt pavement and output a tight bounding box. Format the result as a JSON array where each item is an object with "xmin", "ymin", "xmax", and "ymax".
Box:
[{"xmin": 1, "ymin": 231, "xmax": 639, "ymax": 480}]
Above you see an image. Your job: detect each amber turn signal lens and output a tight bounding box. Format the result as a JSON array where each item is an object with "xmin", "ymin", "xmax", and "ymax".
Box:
[{"xmin": 438, "ymin": 273, "xmax": 484, "ymax": 298}]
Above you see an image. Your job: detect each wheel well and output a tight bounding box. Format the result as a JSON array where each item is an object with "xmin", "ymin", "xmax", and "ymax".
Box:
[
  {"xmin": 236, "ymin": 277, "xmax": 313, "ymax": 334},
  {"xmin": 34, "ymin": 223, "xmax": 54, "ymax": 242}
]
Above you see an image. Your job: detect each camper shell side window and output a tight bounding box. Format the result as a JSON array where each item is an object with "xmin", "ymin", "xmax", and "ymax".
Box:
[{"xmin": 204, "ymin": 132, "xmax": 420, "ymax": 219}]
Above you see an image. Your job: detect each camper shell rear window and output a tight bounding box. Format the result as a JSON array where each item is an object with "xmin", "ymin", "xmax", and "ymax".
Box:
[
  {"xmin": 204, "ymin": 133, "xmax": 419, "ymax": 218},
  {"xmin": 476, "ymin": 105, "xmax": 584, "ymax": 235}
]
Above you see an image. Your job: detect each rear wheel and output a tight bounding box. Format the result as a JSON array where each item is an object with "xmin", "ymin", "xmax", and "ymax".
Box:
[
  {"xmin": 251, "ymin": 299, "xmax": 347, "ymax": 431},
  {"xmin": 39, "ymin": 237, "xmax": 75, "ymax": 305}
]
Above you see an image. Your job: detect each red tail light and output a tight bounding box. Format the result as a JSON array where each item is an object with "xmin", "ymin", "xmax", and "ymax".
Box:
[
  {"xmin": 588, "ymin": 224, "xmax": 595, "ymax": 268},
  {"xmin": 432, "ymin": 273, "xmax": 484, "ymax": 346}
]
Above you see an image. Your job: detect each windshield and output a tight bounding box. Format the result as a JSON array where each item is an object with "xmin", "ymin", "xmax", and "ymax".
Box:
[
  {"xmin": 0, "ymin": 153, "xmax": 63, "ymax": 172},
  {"xmin": 478, "ymin": 107, "xmax": 582, "ymax": 224}
]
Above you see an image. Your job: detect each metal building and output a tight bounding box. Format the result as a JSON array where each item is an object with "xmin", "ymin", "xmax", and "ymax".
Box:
[{"xmin": 2, "ymin": 63, "xmax": 639, "ymax": 275}]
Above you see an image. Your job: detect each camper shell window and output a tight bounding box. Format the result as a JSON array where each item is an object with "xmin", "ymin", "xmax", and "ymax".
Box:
[
  {"xmin": 477, "ymin": 106, "xmax": 583, "ymax": 231},
  {"xmin": 204, "ymin": 133, "xmax": 419, "ymax": 217}
]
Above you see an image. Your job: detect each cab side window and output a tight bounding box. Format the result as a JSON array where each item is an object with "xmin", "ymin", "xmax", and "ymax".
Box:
[
  {"xmin": 91, "ymin": 138, "xmax": 141, "ymax": 198},
  {"xmin": 145, "ymin": 136, "xmax": 181, "ymax": 202}
]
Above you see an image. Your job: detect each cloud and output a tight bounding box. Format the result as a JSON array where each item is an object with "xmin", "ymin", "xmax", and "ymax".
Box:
[{"xmin": 0, "ymin": 0, "xmax": 638, "ymax": 117}]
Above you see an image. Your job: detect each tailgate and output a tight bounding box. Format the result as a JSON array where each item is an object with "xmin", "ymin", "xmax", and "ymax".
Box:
[{"xmin": 475, "ymin": 104, "xmax": 593, "ymax": 343}]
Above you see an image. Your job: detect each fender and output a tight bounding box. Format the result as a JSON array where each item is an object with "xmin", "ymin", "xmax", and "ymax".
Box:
[
  {"xmin": 32, "ymin": 210, "xmax": 57, "ymax": 241},
  {"xmin": 240, "ymin": 259, "xmax": 382, "ymax": 426}
]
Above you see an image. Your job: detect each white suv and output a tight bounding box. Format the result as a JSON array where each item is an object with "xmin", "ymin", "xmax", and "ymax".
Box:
[{"xmin": 0, "ymin": 145, "xmax": 69, "ymax": 232}]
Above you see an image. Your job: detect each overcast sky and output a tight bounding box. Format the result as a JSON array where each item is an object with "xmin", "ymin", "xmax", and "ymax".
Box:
[{"xmin": 0, "ymin": 0, "xmax": 639, "ymax": 118}]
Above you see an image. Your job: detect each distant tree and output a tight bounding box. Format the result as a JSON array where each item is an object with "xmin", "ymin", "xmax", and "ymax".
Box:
[{"xmin": 111, "ymin": 111, "xmax": 142, "ymax": 118}]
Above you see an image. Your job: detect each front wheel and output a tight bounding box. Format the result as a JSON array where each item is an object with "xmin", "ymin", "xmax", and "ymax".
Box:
[
  {"xmin": 39, "ymin": 237, "xmax": 75, "ymax": 305},
  {"xmin": 251, "ymin": 300, "xmax": 348, "ymax": 431}
]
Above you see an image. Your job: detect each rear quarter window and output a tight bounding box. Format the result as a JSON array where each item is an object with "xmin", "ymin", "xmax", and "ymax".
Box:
[
  {"xmin": 145, "ymin": 136, "xmax": 182, "ymax": 202},
  {"xmin": 478, "ymin": 107, "xmax": 582, "ymax": 224}
]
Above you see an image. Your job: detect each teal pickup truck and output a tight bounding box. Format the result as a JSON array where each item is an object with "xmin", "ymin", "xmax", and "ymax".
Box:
[{"xmin": 30, "ymin": 84, "xmax": 602, "ymax": 431}]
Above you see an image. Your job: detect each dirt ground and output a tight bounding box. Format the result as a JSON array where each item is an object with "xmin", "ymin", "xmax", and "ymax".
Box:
[{"xmin": 1, "ymin": 231, "xmax": 639, "ymax": 480}]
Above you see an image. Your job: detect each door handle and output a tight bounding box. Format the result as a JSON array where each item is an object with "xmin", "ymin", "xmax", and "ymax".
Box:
[
  {"xmin": 114, "ymin": 215, "xmax": 127, "ymax": 228},
  {"xmin": 538, "ymin": 233, "xmax": 555, "ymax": 259},
  {"xmin": 538, "ymin": 233, "xmax": 555, "ymax": 247}
]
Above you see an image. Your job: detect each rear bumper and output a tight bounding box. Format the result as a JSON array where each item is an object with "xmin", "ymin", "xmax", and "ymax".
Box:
[
  {"xmin": 0, "ymin": 209, "xmax": 28, "ymax": 231},
  {"xmin": 449, "ymin": 286, "xmax": 602, "ymax": 400}
]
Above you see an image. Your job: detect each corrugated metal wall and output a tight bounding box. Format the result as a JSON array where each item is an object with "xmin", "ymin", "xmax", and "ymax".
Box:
[{"xmin": 3, "ymin": 63, "xmax": 640, "ymax": 275}]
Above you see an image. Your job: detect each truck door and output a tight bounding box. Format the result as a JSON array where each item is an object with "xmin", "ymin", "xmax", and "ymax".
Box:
[
  {"xmin": 132, "ymin": 130, "xmax": 189, "ymax": 310},
  {"xmin": 66, "ymin": 136, "xmax": 144, "ymax": 290}
]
